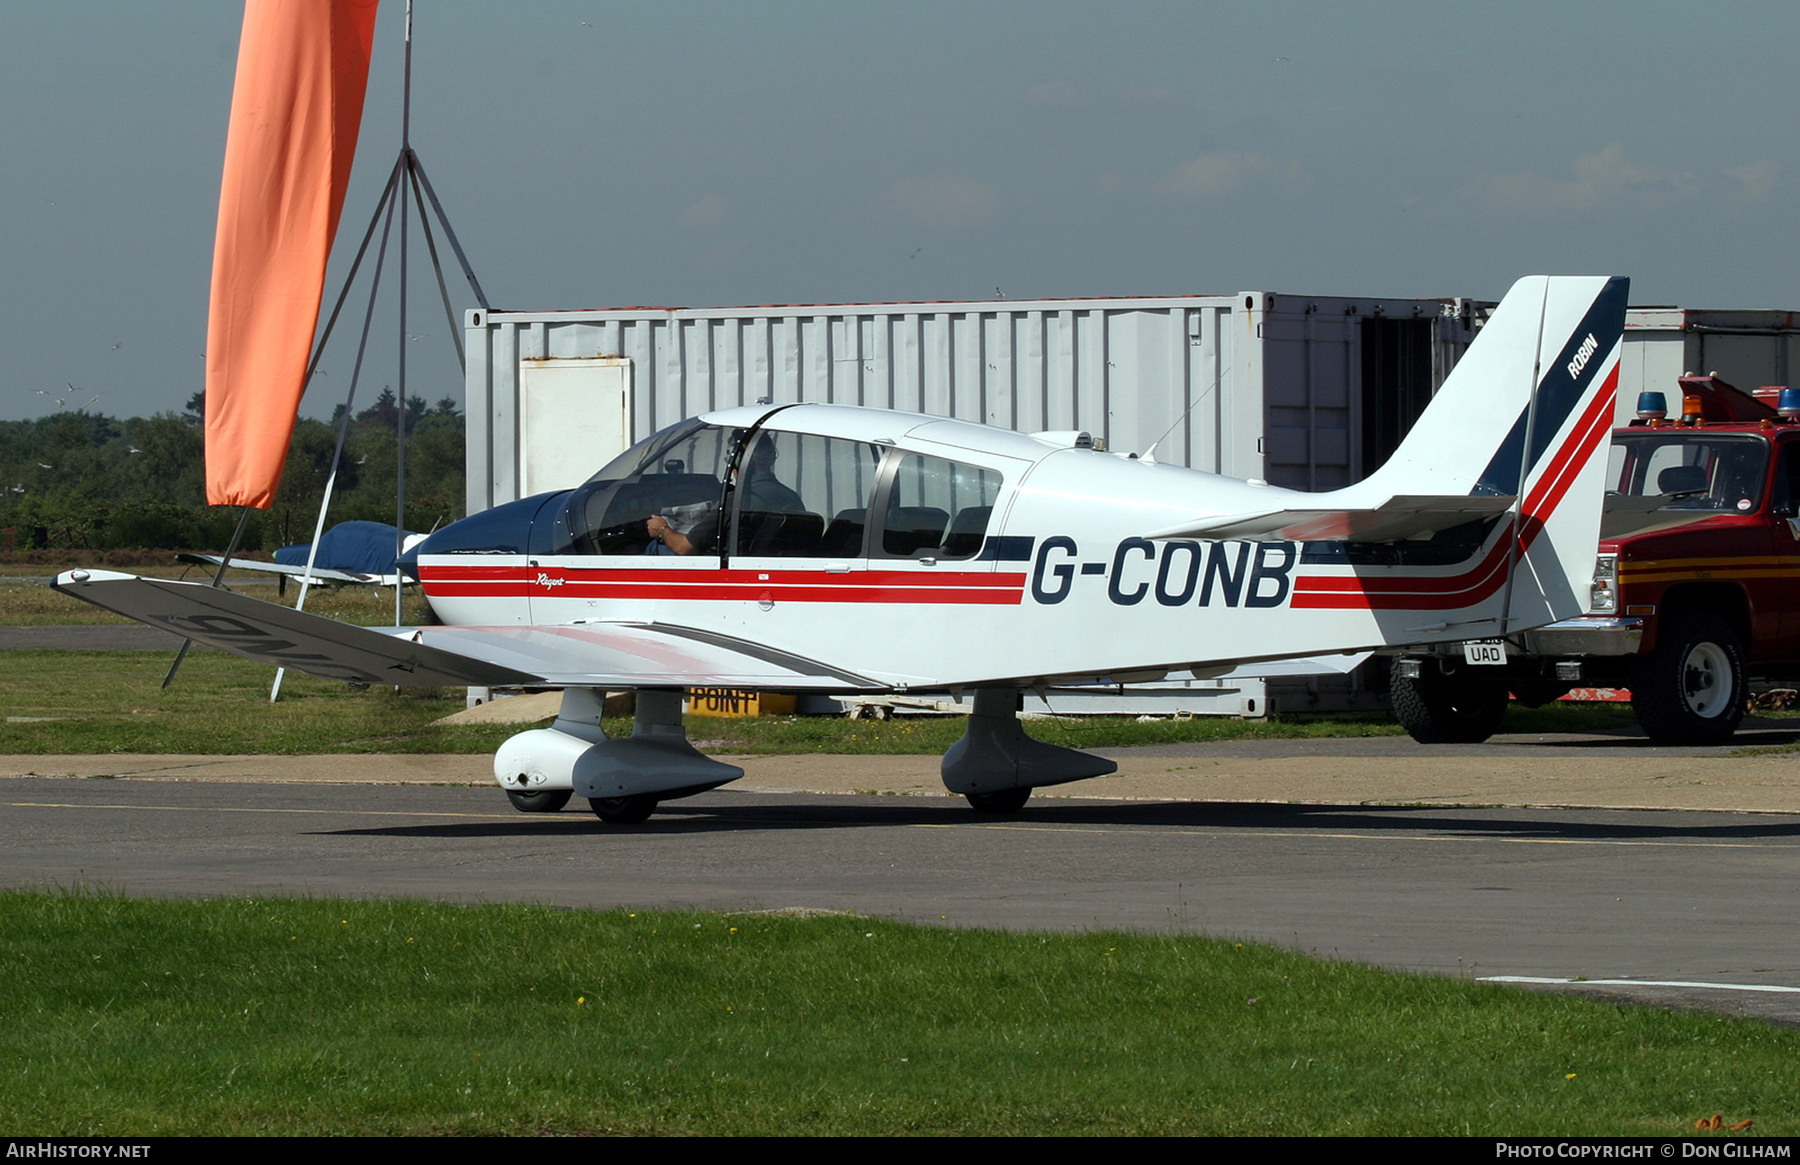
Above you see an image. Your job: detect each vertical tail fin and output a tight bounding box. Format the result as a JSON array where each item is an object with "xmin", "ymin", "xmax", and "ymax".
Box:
[
  {"xmin": 1146, "ymin": 276, "xmax": 1626, "ymax": 631},
  {"xmin": 1257, "ymin": 276, "xmax": 1627, "ymax": 631},
  {"xmin": 1364, "ymin": 275, "xmax": 1628, "ymax": 502},
  {"xmin": 1371, "ymin": 275, "xmax": 1627, "ymax": 629},
  {"xmin": 1500, "ymin": 277, "xmax": 1628, "ymax": 629}
]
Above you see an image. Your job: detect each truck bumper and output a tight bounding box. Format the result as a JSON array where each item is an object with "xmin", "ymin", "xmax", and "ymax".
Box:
[{"xmin": 1515, "ymin": 618, "xmax": 1644, "ymax": 657}]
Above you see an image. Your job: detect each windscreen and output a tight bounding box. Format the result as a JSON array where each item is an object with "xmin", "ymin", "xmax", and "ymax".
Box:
[
  {"xmin": 1606, "ymin": 432, "xmax": 1768, "ymax": 513},
  {"xmin": 565, "ymin": 420, "xmax": 735, "ymax": 555}
]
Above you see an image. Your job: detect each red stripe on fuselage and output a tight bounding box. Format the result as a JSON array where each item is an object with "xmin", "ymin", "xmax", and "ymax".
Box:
[{"xmin": 418, "ymin": 565, "xmax": 1028, "ymax": 606}]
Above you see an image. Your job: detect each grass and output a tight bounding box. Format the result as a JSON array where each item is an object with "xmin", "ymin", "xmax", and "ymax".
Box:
[
  {"xmin": 697, "ymin": 708, "xmax": 1403, "ymax": 754},
  {"xmin": 703, "ymin": 700, "xmax": 1638, "ymax": 753},
  {"xmin": 0, "ymin": 890, "xmax": 1789, "ymax": 1136},
  {"xmin": 0, "ymin": 649, "xmax": 1643, "ymax": 756},
  {"xmin": 0, "ymin": 651, "xmax": 510, "ymax": 755}
]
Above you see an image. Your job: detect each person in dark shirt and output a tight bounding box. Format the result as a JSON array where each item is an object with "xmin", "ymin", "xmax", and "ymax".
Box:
[
  {"xmin": 739, "ymin": 438, "xmax": 805, "ymax": 513},
  {"xmin": 646, "ymin": 437, "xmax": 804, "ymax": 554}
]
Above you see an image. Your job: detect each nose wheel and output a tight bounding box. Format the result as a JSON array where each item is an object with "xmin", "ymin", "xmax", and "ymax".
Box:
[
  {"xmin": 589, "ymin": 794, "xmax": 659, "ymax": 824},
  {"xmin": 964, "ymin": 787, "xmax": 1031, "ymax": 813},
  {"xmin": 505, "ymin": 789, "xmax": 572, "ymax": 813}
]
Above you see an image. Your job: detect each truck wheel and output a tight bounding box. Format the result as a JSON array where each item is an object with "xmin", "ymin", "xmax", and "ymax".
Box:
[
  {"xmin": 1631, "ymin": 614, "xmax": 1746, "ymax": 745},
  {"xmin": 1390, "ymin": 666, "xmax": 1509, "ymax": 744}
]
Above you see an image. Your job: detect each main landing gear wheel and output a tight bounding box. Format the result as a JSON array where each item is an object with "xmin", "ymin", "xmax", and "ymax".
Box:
[
  {"xmin": 965, "ymin": 787, "xmax": 1031, "ymax": 813},
  {"xmin": 506, "ymin": 789, "xmax": 572, "ymax": 813},
  {"xmin": 1632, "ymin": 613, "xmax": 1746, "ymax": 745},
  {"xmin": 589, "ymin": 795, "xmax": 659, "ymax": 824},
  {"xmin": 1390, "ymin": 665, "xmax": 1509, "ymax": 744}
]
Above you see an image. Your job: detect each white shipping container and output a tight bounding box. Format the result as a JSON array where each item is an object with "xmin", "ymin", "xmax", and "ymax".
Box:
[
  {"xmin": 1618, "ymin": 307, "xmax": 1800, "ymax": 423},
  {"xmin": 464, "ymin": 292, "xmax": 1486, "ymax": 515}
]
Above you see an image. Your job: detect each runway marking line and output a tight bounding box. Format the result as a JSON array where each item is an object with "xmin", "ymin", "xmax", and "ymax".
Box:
[
  {"xmin": 917, "ymin": 821, "xmax": 1791, "ymax": 849},
  {"xmin": 7, "ymin": 799, "xmax": 1797, "ymax": 849},
  {"xmin": 1483, "ymin": 976, "xmax": 1800, "ymax": 995}
]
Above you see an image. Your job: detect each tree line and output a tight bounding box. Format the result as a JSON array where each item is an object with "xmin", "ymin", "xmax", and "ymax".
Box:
[{"xmin": 0, "ymin": 390, "xmax": 465, "ymax": 554}]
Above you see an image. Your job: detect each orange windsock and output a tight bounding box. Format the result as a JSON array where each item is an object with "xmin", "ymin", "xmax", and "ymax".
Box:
[{"xmin": 205, "ymin": 0, "xmax": 379, "ymax": 509}]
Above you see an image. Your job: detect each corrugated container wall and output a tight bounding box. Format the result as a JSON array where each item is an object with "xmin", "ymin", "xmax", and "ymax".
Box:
[
  {"xmin": 465, "ymin": 293, "xmax": 1484, "ymax": 516},
  {"xmin": 1618, "ymin": 309, "xmax": 1800, "ymax": 425}
]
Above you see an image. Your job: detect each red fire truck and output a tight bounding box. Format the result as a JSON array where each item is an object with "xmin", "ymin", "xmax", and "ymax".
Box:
[{"xmin": 1391, "ymin": 374, "xmax": 1800, "ymax": 745}]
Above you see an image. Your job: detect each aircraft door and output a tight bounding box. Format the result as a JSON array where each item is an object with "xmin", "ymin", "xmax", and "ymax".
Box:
[
  {"xmin": 829, "ymin": 450, "xmax": 1013, "ymax": 674},
  {"xmin": 865, "ymin": 452, "xmax": 1009, "ymax": 615},
  {"xmin": 725, "ymin": 430, "xmax": 883, "ymax": 620}
]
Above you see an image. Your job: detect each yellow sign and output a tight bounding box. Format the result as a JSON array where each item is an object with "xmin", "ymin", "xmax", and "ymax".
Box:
[{"xmin": 687, "ymin": 688, "xmax": 797, "ymax": 718}]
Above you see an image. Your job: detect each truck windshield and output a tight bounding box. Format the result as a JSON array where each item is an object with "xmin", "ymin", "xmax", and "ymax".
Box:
[{"xmin": 1607, "ymin": 432, "xmax": 1768, "ymax": 512}]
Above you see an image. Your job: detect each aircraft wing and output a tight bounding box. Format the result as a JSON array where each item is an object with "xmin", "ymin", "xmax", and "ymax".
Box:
[
  {"xmin": 176, "ymin": 553, "xmax": 394, "ymax": 587},
  {"xmin": 52, "ymin": 570, "xmax": 880, "ymax": 690},
  {"xmin": 1143, "ymin": 494, "xmax": 1517, "ymax": 543}
]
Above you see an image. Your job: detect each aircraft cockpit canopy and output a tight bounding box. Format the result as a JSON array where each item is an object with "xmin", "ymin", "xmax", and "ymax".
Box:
[{"xmin": 552, "ymin": 418, "xmax": 1004, "ymax": 561}]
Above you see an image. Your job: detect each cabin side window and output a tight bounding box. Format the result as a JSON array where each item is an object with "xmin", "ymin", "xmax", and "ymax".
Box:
[
  {"xmin": 731, "ymin": 431, "xmax": 884, "ymax": 557},
  {"xmin": 878, "ymin": 454, "xmax": 1002, "ymax": 560}
]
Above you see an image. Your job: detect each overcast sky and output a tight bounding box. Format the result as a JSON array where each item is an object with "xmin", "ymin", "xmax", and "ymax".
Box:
[{"xmin": 3, "ymin": 0, "xmax": 1796, "ymax": 422}]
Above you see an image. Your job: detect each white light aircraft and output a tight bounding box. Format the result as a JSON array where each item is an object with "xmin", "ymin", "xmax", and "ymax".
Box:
[{"xmin": 55, "ymin": 275, "xmax": 1627, "ymax": 823}]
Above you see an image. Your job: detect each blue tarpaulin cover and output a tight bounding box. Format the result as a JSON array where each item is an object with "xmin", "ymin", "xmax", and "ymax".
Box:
[{"xmin": 275, "ymin": 521, "xmax": 417, "ymax": 576}]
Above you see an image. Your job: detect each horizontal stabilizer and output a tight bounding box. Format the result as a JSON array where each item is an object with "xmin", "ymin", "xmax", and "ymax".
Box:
[
  {"xmin": 1598, "ymin": 496, "xmax": 1713, "ymax": 540},
  {"xmin": 177, "ymin": 553, "xmax": 395, "ymax": 587},
  {"xmin": 1144, "ymin": 495, "xmax": 1516, "ymax": 543}
]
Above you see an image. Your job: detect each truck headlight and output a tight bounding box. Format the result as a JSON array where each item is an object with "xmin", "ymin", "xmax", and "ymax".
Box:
[{"xmin": 1589, "ymin": 554, "xmax": 1618, "ymax": 613}]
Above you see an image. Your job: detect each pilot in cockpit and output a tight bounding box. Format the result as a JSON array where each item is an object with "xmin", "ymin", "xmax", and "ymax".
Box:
[
  {"xmin": 645, "ymin": 504, "xmax": 714, "ymax": 555},
  {"xmin": 646, "ymin": 434, "xmax": 804, "ymax": 554}
]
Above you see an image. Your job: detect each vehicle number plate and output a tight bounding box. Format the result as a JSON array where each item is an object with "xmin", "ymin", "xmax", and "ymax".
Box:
[{"xmin": 1463, "ymin": 640, "xmax": 1507, "ymax": 665}]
